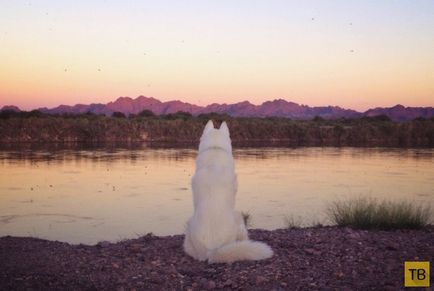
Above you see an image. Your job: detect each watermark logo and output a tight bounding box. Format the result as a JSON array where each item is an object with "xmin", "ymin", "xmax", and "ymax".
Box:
[{"xmin": 404, "ymin": 261, "xmax": 430, "ymax": 287}]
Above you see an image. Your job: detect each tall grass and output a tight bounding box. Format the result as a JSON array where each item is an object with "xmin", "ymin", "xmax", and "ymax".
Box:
[{"xmin": 327, "ymin": 198, "xmax": 432, "ymax": 230}]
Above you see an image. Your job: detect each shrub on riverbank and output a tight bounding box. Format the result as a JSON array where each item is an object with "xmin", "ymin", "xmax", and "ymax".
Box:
[
  {"xmin": 327, "ymin": 198, "xmax": 432, "ymax": 230},
  {"xmin": 0, "ymin": 111, "xmax": 433, "ymax": 147}
]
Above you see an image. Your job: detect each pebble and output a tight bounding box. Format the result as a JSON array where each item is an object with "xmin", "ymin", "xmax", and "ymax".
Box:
[
  {"xmin": 223, "ymin": 279, "xmax": 233, "ymax": 286},
  {"xmin": 129, "ymin": 243, "xmax": 142, "ymax": 253},
  {"xmin": 206, "ymin": 280, "xmax": 216, "ymax": 289},
  {"xmin": 303, "ymin": 248, "xmax": 321, "ymax": 255},
  {"xmin": 255, "ymin": 275, "xmax": 267, "ymax": 284},
  {"xmin": 97, "ymin": 241, "xmax": 110, "ymax": 248},
  {"xmin": 385, "ymin": 243, "xmax": 399, "ymax": 251}
]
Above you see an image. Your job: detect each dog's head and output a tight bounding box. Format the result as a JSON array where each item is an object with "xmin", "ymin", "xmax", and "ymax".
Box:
[{"xmin": 198, "ymin": 120, "xmax": 232, "ymax": 153}]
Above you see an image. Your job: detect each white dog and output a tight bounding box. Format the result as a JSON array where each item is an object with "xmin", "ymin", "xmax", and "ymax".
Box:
[{"xmin": 183, "ymin": 120, "xmax": 273, "ymax": 263}]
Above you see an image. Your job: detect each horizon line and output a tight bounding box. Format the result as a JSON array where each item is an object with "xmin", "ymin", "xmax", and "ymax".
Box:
[{"xmin": 1, "ymin": 95, "xmax": 433, "ymax": 113}]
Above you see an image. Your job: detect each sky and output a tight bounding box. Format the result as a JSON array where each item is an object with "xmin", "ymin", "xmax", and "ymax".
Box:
[{"xmin": 0, "ymin": 0, "xmax": 433, "ymax": 111}]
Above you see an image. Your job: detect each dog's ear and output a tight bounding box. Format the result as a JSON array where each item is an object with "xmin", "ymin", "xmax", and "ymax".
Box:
[
  {"xmin": 203, "ymin": 120, "xmax": 214, "ymax": 135},
  {"xmin": 220, "ymin": 121, "xmax": 230, "ymax": 136}
]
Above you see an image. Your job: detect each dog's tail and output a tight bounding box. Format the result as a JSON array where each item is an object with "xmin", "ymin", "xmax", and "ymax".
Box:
[{"xmin": 208, "ymin": 240, "xmax": 273, "ymax": 263}]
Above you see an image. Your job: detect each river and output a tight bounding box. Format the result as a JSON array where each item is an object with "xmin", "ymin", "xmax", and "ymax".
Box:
[{"xmin": 0, "ymin": 147, "xmax": 433, "ymax": 244}]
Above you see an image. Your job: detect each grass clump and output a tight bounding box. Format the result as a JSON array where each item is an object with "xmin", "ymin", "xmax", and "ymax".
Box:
[
  {"xmin": 327, "ymin": 197, "xmax": 432, "ymax": 230},
  {"xmin": 241, "ymin": 211, "xmax": 252, "ymax": 228},
  {"xmin": 284, "ymin": 215, "xmax": 303, "ymax": 229}
]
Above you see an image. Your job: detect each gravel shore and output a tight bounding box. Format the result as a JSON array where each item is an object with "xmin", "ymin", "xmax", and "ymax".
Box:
[{"xmin": 1, "ymin": 226, "xmax": 432, "ymax": 290}]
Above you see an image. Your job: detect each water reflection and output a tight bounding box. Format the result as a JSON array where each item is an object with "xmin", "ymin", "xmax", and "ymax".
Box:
[
  {"xmin": 0, "ymin": 147, "xmax": 433, "ymax": 245},
  {"xmin": 0, "ymin": 148, "xmax": 197, "ymax": 164}
]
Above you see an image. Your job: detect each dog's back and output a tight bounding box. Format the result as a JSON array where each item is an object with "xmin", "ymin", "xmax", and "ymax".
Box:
[
  {"xmin": 184, "ymin": 120, "xmax": 273, "ymax": 263},
  {"xmin": 192, "ymin": 148, "xmax": 236, "ymax": 209},
  {"xmin": 189, "ymin": 121, "xmax": 238, "ymax": 252}
]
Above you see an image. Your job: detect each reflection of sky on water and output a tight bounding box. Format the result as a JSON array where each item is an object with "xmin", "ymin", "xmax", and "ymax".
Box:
[{"xmin": 0, "ymin": 147, "xmax": 433, "ymax": 245}]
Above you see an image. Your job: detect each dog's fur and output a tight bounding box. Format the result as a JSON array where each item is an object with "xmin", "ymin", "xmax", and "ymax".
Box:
[{"xmin": 183, "ymin": 120, "xmax": 273, "ymax": 263}]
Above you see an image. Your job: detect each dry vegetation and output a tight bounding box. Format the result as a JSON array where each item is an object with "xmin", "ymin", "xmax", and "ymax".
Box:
[
  {"xmin": 327, "ymin": 198, "xmax": 432, "ymax": 230},
  {"xmin": 0, "ymin": 110, "xmax": 434, "ymax": 147}
]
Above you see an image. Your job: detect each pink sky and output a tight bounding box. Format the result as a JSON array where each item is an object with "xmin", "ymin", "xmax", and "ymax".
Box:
[{"xmin": 1, "ymin": 1, "xmax": 433, "ymax": 111}]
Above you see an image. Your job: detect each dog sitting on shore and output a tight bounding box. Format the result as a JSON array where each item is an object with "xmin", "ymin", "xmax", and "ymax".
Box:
[{"xmin": 183, "ymin": 120, "xmax": 273, "ymax": 263}]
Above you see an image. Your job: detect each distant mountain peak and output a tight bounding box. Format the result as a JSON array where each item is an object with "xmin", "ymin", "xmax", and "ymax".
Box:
[
  {"xmin": 1, "ymin": 105, "xmax": 20, "ymax": 112},
  {"xmin": 117, "ymin": 96, "xmax": 132, "ymax": 101},
  {"xmin": 2, "ymin": 96, "xmax": 433, "ymax": 121},
  {"xmin": 365, "ymin": 104, "xmax": 434, "ymax": 121},
  {"xmin": 135, "ymin": 95, "xmax": 161, "ymax": 102}
]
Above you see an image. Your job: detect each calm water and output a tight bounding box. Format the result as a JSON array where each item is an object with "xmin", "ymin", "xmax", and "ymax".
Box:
[{"xmin": 0, "ymin": 147, "xmax": 433, "ymax": 245}]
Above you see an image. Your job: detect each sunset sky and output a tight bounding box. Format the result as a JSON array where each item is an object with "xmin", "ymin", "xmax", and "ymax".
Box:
[{"xmin": 0, "ymin": 0, "xmax": 433, "ymax": 111}]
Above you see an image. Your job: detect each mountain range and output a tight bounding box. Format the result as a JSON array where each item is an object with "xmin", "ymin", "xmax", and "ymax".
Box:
[{"xmin": 2, "ymin": 96, "xmax": 434, "ymax": 121}]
